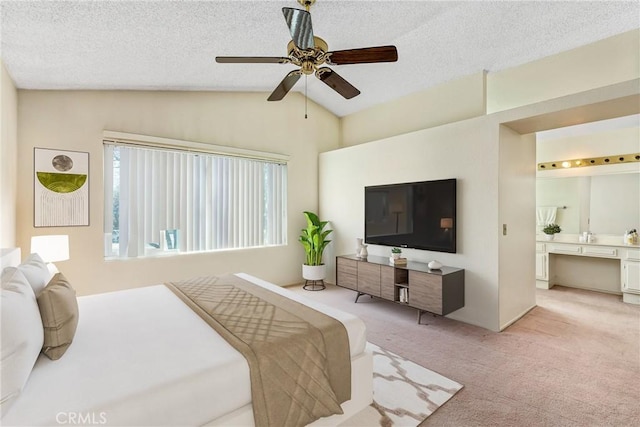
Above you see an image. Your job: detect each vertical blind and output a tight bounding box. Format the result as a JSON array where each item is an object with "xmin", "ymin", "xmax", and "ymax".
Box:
[{"xmin": 104, "ymin": 144, "xmax": 287, "ymax": 258}]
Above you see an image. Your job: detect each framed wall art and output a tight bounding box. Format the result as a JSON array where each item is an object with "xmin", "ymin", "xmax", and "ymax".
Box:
[{"xmin": 34, "ymin": 148, "xmax": 89, "ymax": 227}]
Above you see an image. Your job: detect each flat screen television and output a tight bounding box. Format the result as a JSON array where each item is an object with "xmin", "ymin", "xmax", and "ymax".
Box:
[{"xmin": 364, "ymin": 179, "xmax": 456, "ymax": 253}]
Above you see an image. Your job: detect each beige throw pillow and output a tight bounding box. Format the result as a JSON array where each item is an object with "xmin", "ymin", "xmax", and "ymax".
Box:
[{"xmin": 36, "ymin": 273, "xmax": 79, "ymax": 360}]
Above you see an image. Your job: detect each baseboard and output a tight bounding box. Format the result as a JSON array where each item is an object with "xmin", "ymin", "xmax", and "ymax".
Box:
[
  {"xmin": 622, "ymin": 292, "xmax": 640, "ymax": 304},
  {"xmin": 536, "ymin": 280, "xmax": 552, "ymax": 289},
  {"xmin": 499, "ymin": 303, "xmax": 537, "ymax": 331},
  {"xmin": 553, "ymin": 283, "xmax": 622, "ymax": 296}
]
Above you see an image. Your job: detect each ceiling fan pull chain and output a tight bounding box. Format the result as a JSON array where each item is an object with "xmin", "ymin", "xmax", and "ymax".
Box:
[{"xmin": 305, "ymin": 74, "xmax": 308, "ymax": 119}]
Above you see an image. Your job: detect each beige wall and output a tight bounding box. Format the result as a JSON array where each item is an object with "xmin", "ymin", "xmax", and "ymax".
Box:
[
  {"xmin": 340, "ymin": 31, "xmax": 639, "ymax": 148},
  {"xmin": 320, "ymin": 117, "xmax": 502, "ymax": 330},
  {"xmin": 1, "ymin": 60, "xmax": 18, "ymax": 248},
  {"xmin": 536, "ymin": 126, "xmax": 640, "ymax": 177},
  {"xmin": 341, "ymin": 72, "xmax": 486, "ymax": 147},
  {"xmin": 16, "ymin": 90, "xmax": 340, "ymax": 295},
  {"xmin": 488, "ymin": 29, "xmax": 640, "ymax": 114},
  {"xmin": 497, "ymin": 127, "xmax": 536, "ymax": 330}
]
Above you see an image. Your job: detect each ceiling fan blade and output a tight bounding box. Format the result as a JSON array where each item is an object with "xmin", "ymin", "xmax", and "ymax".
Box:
[
  {"xmin": 316, "ymin": 67, "xmax": 360, "ymax": 99},
  {"xmin": 267, "ymin": 70, "xmax": 302, "ymax": 101},
  {"xmin": 326, "ymin": 46, "xmax": 398, "ymax": 65},
  {"xmin": 282, "ymin": 7, "xmax": 314, "ymax": 50},
  {"xmin": 216, "ymin": 56, "xmax": 291, "ymax": 64}
]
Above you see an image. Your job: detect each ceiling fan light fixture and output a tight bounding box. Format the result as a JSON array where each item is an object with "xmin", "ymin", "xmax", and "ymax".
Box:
[{"xmin": 215, "ymin": 0, "xmax": 398, "ymax": 105}]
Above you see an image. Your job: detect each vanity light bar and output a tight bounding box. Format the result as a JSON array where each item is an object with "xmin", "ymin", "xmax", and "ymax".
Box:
[{"xmin": 537, "ymin": 152, "xmax": 640, "ymax": 171}]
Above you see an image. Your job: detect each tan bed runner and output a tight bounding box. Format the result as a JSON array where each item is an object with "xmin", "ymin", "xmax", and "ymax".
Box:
[{"xmin": 165, "ymin": 274, "xmax": 351, "ymax": 427}]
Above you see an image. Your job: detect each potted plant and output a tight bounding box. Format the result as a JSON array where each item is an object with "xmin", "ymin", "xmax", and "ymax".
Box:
[
  {"xmin": 542, "ymin": 223, "xmax": 561, "ymax": 240},
  {"xmin": 298, "ymin": 211, "xmax": 332, "ymax": 283},
  {"xmin": 391, "ymin": 247, "xmax": 402, "ymax": 259}
]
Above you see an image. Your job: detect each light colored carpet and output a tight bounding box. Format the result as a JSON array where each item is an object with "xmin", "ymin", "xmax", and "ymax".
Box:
[
  {"xmin": 341, "ymin": 343, "xmax": 463, "ymax": 427},
  {"xmin": 289, "ymin": 283, "xmax": 640, "ymax": 426}
]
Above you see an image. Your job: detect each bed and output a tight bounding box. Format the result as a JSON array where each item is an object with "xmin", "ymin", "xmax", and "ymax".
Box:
[{"xmin": 1, "ymin": 248, "xmax": 372, "ymax": 426}]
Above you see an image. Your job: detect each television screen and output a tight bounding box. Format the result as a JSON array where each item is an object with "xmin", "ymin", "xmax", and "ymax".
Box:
[{"xmin": 364, "ymin": 179, "xmax": 456, "ymax": 253}]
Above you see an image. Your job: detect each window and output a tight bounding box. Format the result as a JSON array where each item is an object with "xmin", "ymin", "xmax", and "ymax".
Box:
[{"xmin": 104, "ymin": 139, "xmax": 287, "ymax": 258}]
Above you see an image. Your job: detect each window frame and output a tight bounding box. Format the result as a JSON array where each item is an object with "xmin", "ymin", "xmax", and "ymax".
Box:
[{"xmin": 103, "ymin": 131, "xmax": 289, "ymax": 259}]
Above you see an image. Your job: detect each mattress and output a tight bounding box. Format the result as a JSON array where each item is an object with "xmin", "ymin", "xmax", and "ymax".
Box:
[{"xmin": 3, "ymin": 274, "xmax": 367, "ymax": 426}]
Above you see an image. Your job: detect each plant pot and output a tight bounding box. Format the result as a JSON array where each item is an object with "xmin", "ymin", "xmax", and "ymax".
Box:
[
  {"xmin": 302, "ymin": 264, "xmax": 326, "ymax": 281},
  {"xmin": 544, "ymin": 234, "xmax": 555, "ymax": 240},
  {"xmin": 392, "ymin": 253, "xmax": 400, "ymax": 259}
]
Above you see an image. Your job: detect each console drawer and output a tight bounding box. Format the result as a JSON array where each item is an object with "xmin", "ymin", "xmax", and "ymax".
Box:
[
  {"xmin": 357, "ymin": 262, "xmax": 381, "ymax": 297},
  {"xmin": 409, "ymin": 271, "xmax": 442, "ymax": 315},
  {"xmin": 337, "ymin": 257, "xmax": 358, "ymax": 275}
]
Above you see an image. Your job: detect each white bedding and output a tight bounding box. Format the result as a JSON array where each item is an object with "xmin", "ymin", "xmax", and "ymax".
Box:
[{"xmin": 3, "ymin": 273, "xmax": 367, "ymax": 426}]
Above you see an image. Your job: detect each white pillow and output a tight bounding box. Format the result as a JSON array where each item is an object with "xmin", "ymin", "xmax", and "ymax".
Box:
[
  {"xmin": 16, "ymin": 253, "xmax": 52, "ymax": 295},
  {"xmin": 1, "ymin": 267, "xmax": 45, "ymax": 418}
]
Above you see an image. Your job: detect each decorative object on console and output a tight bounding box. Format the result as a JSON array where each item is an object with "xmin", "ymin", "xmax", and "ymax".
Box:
[
  {"xmin": 34, "ymin": 148, "xmax": 89, "ymax": 227},
  {"xmin": 390, "ymin": 256, "xmax": 407, "ymax": 265},
  {"xmin": 542, "ymin": 223, "xmax": 561, "ymax": 240},
  {"xmin": 356, "ymin": 238, "xmax": 364, "ymax": 257},
  {"xmin": 391, "ymin": 247, "xmax": 402, "ymax": 259},
  {"xmin": 359, "ymin": 244, "xmax": 368, "ymax": 259},
  {"xmin": 355, "ymin": 238, "xmax": 368, "ymax": 258},
  {"xmin": 299, "ymin": 211, "xmax": 332, "ymax": 290},
  {"xmin": 427, "ymin": 260, "xmax": 442, "ymax": 270}
]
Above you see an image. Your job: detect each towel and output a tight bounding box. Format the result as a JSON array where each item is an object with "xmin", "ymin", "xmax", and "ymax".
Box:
[{"xmin": 536, "ymin": 207, "xmax": 557, "ymax": 227}]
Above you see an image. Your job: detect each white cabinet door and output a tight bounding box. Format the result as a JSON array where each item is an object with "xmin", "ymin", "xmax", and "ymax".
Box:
[
  {"xmin": 535, "ymin": 253, "xmax": 548, "ymax": 280},
  {"xmin": 622, "ymin": 261, "xmax": 640, "ymax": 293}
]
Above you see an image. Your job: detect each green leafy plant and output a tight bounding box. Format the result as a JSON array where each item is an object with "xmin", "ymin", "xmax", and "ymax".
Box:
[
  {"xmin": 298, "ymin": 211, "xmax": 332, "ymax": 266},
  {"xmin": 543, "ymin": 223, "xmax": 561, "ymax": 235},
  {"xmin": 391, "ymin": 247, "xmax": 402, "ymax": 254}
]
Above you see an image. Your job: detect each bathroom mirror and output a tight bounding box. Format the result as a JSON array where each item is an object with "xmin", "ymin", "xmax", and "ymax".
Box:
[{"xmin": 536, "ymin": 172, "xmax": 640, "ymax": 235}]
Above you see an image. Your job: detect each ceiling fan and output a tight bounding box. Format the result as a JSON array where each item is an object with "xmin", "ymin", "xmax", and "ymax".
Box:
[{"xmin": 215, "ymin": 0, "xmax": 398, "ymax": 102}]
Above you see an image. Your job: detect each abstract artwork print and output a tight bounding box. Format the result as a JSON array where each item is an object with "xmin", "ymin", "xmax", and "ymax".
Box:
[{"xmin": 34, "ymin": 148, "xmax": 89, "ymax": 227}]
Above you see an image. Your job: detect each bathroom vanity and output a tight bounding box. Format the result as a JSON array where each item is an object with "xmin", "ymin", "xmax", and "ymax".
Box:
[{"xmin": 535, "ymin": 234, "xmax": 640, "ymax": 304}]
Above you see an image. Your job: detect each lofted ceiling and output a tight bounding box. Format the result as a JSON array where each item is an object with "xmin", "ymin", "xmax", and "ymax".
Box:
[{"xmin": 1, "ymin": 0, "xmax": 638, "ymax": 117}]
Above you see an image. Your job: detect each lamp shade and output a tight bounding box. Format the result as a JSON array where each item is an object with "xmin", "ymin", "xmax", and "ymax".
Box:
[
  {"xmin": 440, "ymin": 218, "xmax": 454, "ymax": 229},
  {"xmin": 31, "ymin": 235, "xmax": 69, "ymax": 263}
]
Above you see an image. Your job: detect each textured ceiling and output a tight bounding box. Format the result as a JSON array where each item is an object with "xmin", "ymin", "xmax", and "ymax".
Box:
[{"xmin": 1, "ymin": 0, "xmax": 638, "ymax": 117}]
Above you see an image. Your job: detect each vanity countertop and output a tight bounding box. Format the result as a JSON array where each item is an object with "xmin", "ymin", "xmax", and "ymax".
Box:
[{"xmin": 536, "ymin": 234, "xmax": 640, "ymax": 249}]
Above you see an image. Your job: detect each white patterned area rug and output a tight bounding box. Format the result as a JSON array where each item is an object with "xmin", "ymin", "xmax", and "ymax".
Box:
[{"xmin": 340, "ymin": 343, "xmax": 463, "ymax": 427}]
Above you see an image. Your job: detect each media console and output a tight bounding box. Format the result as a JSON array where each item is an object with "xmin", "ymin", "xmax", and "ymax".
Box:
[{"xmin": 336, "ymin": 254, "xmax": 465, "ymax": 323}]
